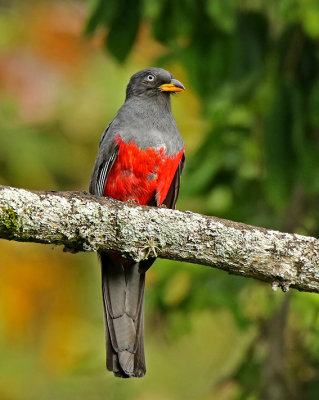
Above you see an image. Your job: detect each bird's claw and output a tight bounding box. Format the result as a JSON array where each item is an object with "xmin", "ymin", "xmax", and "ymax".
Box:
[
  {"xmin": 125, "ymin": 199, "xmax": 139, "ymax": 206},
  {"xmin": 138, "ymin": 237, "xmax": 160, "ymax": 259}
]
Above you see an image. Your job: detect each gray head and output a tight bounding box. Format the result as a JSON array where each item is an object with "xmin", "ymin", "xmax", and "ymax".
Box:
[{"xmin": 125, "ymin": 67, "xmax": 185, "ymax": 100}]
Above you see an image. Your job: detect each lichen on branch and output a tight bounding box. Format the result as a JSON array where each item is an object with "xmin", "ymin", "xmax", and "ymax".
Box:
[{"xmin": 1, "ymin": 184, "xmax": 319, "ymax": 294}]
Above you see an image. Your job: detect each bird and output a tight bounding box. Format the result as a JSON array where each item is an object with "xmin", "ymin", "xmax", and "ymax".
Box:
[{"xmin": 89, "ymin": 67, "xmax": 185, "ymax": 378}]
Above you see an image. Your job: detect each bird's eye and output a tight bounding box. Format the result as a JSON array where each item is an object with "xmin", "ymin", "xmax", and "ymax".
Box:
[{"xmin": 146, "ymin": 74, "xmax": 155, "ymax": 82}]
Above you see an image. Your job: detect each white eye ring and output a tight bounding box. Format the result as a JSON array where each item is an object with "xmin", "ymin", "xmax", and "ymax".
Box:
[{"xmin": 147, "ymin": 74, "xmax": 155, "ymax": 81}]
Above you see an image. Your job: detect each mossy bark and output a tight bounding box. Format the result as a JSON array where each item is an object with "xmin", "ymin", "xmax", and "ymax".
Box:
[{"xmin": 1, "ymin": 185, "xmax": 319, "ymax": 293}]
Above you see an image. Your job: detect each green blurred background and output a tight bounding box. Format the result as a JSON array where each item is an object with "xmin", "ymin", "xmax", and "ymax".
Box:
[{"xmin": 1, "ymin": 0, "xmax": 319, "ymax": 399}]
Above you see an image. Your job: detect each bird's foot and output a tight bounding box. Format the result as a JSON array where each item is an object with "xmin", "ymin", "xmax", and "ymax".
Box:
[
  {"xmin": 125, "ymin": 199, "xmax": 139, "ymax": 206},
  {"xmin": 138, "ymin": 237, "xmax": 160, "ymax": 259}
]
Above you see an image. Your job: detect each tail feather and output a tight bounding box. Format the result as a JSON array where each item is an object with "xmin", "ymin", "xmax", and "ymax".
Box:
[{"xmin": 100, "ymin": 252, "xmax": 146, "ymax": 378}]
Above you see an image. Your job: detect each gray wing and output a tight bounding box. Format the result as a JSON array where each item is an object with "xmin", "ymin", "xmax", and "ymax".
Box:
[
  {"xmin": 160, "ymin": 153, "xmax": 185, "ymax": 209},
  {"xmin": 89, "ymin": 124, "xmax": 119, "ymax": 196}
]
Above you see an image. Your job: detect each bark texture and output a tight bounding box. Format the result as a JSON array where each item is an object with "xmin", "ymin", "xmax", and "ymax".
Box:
[{"xmin": 0, "ymin": 185, "xmax": 319, "ymax": 293}]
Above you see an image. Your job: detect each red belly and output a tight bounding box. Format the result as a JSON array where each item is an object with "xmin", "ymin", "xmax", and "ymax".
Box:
[{"xmin": 104, "ymin": 134, "xmax": 184, "ymax": 205}]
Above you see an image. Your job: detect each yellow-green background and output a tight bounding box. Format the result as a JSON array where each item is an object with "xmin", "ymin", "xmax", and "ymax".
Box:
[{"xmin": 1, "ymin": 1, "xmax": 319, "ymax": 399}]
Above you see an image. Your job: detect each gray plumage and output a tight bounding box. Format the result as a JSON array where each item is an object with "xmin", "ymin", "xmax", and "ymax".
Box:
[{"xmin": 89, "ymin": 68, "xmax": 185, "ymax": 378}]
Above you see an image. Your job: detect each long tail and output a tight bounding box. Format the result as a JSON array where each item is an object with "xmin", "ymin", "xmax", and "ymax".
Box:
[{"xmin": 100, "ymin": 252, "xmax": 146, "ymax": 378}]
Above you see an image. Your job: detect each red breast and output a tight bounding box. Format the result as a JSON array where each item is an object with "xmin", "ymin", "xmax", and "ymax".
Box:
[{"xmin": 104, "ymin": 134, "xmax": 184, "ymax": 205}]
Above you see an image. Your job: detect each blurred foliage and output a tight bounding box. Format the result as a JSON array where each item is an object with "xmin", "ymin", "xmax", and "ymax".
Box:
[
  {"xmin": 1, "ymin": 0, "xmax": 319, "ymax": 399},
  {"xmin": 88, "ymin": 0, "xmax": 319, "ymax": 232},
  {"xmin": 87, "ymin": 2, "xmax": 319, "ymax": 397}
]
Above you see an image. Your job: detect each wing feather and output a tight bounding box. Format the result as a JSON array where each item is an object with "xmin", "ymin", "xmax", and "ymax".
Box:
[
  {"xmin": 161, "ymin": 153, "xmax": 185, "ymax": 209},
  {"xmin": 89, "ymin": 125, "xmax": 119, "ymax": 196}
]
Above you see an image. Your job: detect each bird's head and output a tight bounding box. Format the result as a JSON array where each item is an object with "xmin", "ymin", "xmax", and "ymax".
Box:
[{"xmin": 125, "ymin": 68, "xmax": 185, "ymax": 100}]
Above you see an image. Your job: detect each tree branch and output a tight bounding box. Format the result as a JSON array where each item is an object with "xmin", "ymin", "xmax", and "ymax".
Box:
[{"xmin": 1, "ymin": 185, "xmax": 319, "ymax": 293}]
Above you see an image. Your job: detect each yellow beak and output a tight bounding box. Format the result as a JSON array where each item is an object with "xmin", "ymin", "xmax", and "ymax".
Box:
[{"xmin": 159, "ymin": 79, "xmax": 185, "ymax": 92}]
